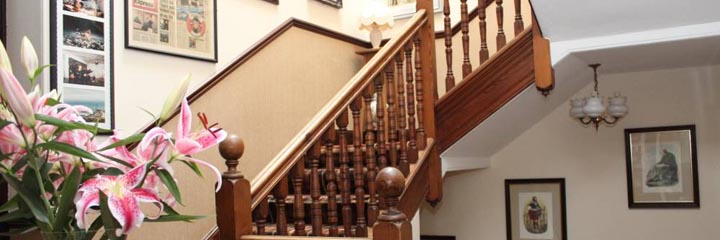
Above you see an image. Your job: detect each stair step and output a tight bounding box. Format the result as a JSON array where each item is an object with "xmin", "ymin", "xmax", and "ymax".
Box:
[{"xmin": 252, "ymin": 223, "xmax": 373, "ymax": 239}]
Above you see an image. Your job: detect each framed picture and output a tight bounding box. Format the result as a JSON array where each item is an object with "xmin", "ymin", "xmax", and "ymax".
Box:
[
  {"xmin": 624, "ymin": 125, "xmax": 699, "ymax": 208},
  {"xmin": 125, "ymin": 0, "xmax": 217, "ymax": 62},
  {"xmin": 315, "ymin": 0, "xmax": 342, "ymax": 8},
  {"xmin": 505, "ymin": 178, "xmax": 567, "ymax": 240},
  {"xmin": 263, "ymin": 0, "xmax": 279, "ymax": 4},
  {"xmin": 384, "ymin": 0, "xmax": 443, "ymax": 19},
  {"xmin": 51, "ymin": 0, "xmax": 115, "ymax": 132}
]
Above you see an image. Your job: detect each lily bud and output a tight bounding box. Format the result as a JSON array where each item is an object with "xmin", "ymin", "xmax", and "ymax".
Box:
[
  {"xmin": 0, "ymin": 69, "xmax": 35, "ymax": 126},
  {"xmin": 0, "ymin": 40, "xmax": 11, "ymax": 72},
  {"xmin": 21, "ymin": 37, "xmax": 39, "ymax": 81},
  {"xmin": 158, "ymin": 74, "xmax": 191, "ymax": 123}
]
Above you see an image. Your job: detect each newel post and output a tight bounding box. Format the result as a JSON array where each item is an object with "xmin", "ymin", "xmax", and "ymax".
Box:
[
  {"xmin": 215, "ymin": 134, "xmax": 252, "ymax": 240},
  {"xmin": 373, "ymin": 167, "xmax": 412, "ymax": 240}
]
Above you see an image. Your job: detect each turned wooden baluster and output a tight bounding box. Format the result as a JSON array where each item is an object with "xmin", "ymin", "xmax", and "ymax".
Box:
[
  {"xmin": 363, "ymin": 85, "xmax": 379, "ymax": 226},
  {"xmin": 292, "ymin": 158, "xmax": 306, "ymax": 236},
  {"xmin": 215, "ymin": 135, "xmax": 252, "ymax": 240},
  {"xmin": 513, "ymin": 0, "xmax": 524, "ymax": 36},
  {"xmin": 395, "ymin": 52, "xmax": 410, "ymax": 176},
  {"xmin": 496, "ymin": 0, "xmax": 507, "ymax": 50},
  {"xmin": 478, "ymin": 0, "xmax": 489, "ymax": 63},
  {"xmin": 460, "ymin": 0, "xmax": 472, "ymax": 78},
  {"xmin": 414, "ymin": 38, "xmax": 426, "ymax": 150},
  {"xmin": 404, "ymin": 43, "xmax": 419, "ymax": 164},
  {"xmin": 373, "ymin": 167, "xmax": 411, "ymax": 240},
  {"xmin": 350, "ymin": 98, "xmax": 368, "ymax": 237},
  {"xmin": 442, "ymin": 0, "xmax": 455, "ymax": 92},
  {"xmin": 386, "ymin": 63, "xmax": 399, "ymax": 169},
  {"xmin": 376, "ymin": 68, "xmax": 388, "ymax": 169},
  {"xmin": 273, "ymin": 177, "xmax": 289, "ymax": 235},
  {"xmin": 309, "ymin": 142, "xmax": 323, "ymax": 236},
  {"xmin": 323, "ymin": 129, "xmax": 339, "ymax": 236},
  {"xmin": 336, "ymin": 110, "xmax": 353, "ymax": 236},
  {"xmin": 253, "ymin": 196, "xmax": 270, "ymax": 235}
]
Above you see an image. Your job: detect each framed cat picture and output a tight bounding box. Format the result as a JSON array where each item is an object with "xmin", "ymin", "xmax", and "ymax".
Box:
[
  {"xmin": 624, "ymin": 125, "xmax": 699, "ymax": 208},
  {"xmin": 505, "ymin": 178, "xmax": 567, "ymax": 240}
]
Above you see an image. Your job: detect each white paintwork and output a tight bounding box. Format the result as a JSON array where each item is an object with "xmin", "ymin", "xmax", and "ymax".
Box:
[
  {"xmin": 530, "ymin": 0, "xmax": 720, "ymax": 42},
  {"xmin": 412, "ymin": 209, "xmax": 420, "ymax": 240}
]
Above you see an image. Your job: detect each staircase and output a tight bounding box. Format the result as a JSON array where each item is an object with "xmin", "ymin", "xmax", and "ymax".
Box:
[{"xmin": 203, "ymin": 0, "xmax": 553, "ymax": 239}]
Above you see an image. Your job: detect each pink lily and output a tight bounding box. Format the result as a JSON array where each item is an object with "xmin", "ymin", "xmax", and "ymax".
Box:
[
  {"xmin": 75, "ymin": 165, "xmax": 163, "ymax": 235},
  {"xmin": 0, "ymin": 69, "xmax": 35, "ymax": 127},
  {"xmin": 172, "ymin": 99, "xmax": 225, "ymax": 191}
]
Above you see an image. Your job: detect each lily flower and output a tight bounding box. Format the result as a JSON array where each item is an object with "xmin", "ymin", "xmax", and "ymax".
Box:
[
  {"xmin": 0, "ymin": 40, "xmax": 11, "ymax": 71},
  {"xmin": 158, "ymin": 74, "xmax": 191, "ymax": 123},
  {"xmin": 0, "ymin": 69, "xmax": 36, "ymax": 127},
  {"xmin": 75, "ymin": 165, "xmax": 163, "ymax": 235},
  {"xmin": 20, "ymin": 37, "xmax": 39, "ymax": 80}
]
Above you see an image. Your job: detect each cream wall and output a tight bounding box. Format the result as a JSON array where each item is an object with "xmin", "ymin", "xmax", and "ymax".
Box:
[{"xmin": 420, "ymin": 64, "xmax": 720, "ymax": 239}]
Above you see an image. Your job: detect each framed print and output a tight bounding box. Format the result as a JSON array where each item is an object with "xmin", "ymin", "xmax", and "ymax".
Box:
[
  {"xmin": 384, "ymin": 0, "xmax": 443, "ymax": 19},
  {"xmin": 505, "ymin": 179, "xmax": 567, "ymax": 240},
  {"xmin": 624, "ymin": 125, "xmax": 699, "ymax": 208},
  {"xmin": 51, "ymin": 0, "xmax": 115, "ymax": 132},
  {"xmin": 125, "ymin": 0, "xmax": 218, "ymax": 62},
  {"xmin": 315, "ymin": 0, "xmax": 342, "ymax": 8}
]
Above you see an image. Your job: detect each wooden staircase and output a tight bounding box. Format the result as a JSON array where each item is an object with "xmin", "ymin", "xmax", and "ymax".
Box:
[{"xmin": 209, "ymin": 0, "xmax": 553, "ymax": 239}]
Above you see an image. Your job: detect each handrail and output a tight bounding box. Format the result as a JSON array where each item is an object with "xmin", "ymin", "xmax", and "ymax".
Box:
[{"xmin": 249, "ymin": 10, "xmax": 428, "ymax": 209}]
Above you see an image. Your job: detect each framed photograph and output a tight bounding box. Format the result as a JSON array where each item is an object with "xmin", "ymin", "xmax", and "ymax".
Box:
[
  {"xmin": 624, "ymin": 125, "xmax": 699, "ymax": 208},
  {"xmin": 263, "ymin": 0, "xmax": 279, "ymax": 4},
  {"xmin": 315, "ymin": 0, "xmax": 342, "ymax": 8},
  {"xmin": 51, "ymin": 0, "xmax": 115, "ymax": 131},
  {"xmin": 125, "ymin": 0, "xmax": 218, "ymax": 62},
  {"xmin": 384, "ymin": 0, "xmax": 443, "ymax": 19},
  {"xmin": 505, "ymin": 178, "xmax": 567, "ymax": 240}
]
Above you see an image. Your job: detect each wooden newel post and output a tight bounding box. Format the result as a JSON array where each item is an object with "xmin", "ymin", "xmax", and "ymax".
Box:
[
  {"xmin": 215, "ymin": 134, "xmax": 252, "ymax": 240},
  {"xmin": 373, "ymin": 167, "xmax": 411, "ymax": 240}
]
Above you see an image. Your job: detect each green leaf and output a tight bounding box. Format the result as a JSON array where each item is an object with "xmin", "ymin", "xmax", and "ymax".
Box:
[
  {"xmin": 0, "ymin": 195, "xmax": 18, "ymax": 212},
  {"xmin": 35, "ymin": 114, "xmax": 112, "ymax": 135},
  {"xmin": 144, "ymin": 214, "xmax": 205, "ymax": 223},
  {"xmin": 84, "ymin": 217, "xmax": 104, "ymax": 240},
  {"xmin": 0, "ymin": 210, "xmax": 32, "ymax": 222},
  {"xmin": 180, "ymin": 160, "xmax": 203, "ymax": 177},
  {"xmin": 95, "ymin": 153, "xmax": 133, "ymax": 169},
  {"xmin": 11, "ymin": 155, "xmax": 28, "ymax": 173},
  {"xmin": 156, "ymin": 170, "xmax": 182, "ymax": 205},
  {"xmin": 37, "ymin": 142, "xmax": 99, "ymax": 161},
  {"xmin": 98, "ymin": 133, "xmax": 145, "ymax": 151},
  {"xmin": 161, "ymin": 202, "xmax": 180, "ymax": 215},
  {"xmin": 31, "ymin": 64, "xmax": 54, "ymax": 81},
  {"xmin": 0, "ymin": 119, "xmax": 12, "ymax": 131},
  {"xmin": 98, "ymin": 192, "xmax": 121, "ymax": 240},
  {"xmin": 53, "ymin": 167, "xmax": 81, "ymax": 230},
  {"xmin": 0, "ymin": 225, "xmax": 38, "ymax": 236},
  {"xmin": 1, "ymin": 173, "xmax": 49, "ymax": 223}
]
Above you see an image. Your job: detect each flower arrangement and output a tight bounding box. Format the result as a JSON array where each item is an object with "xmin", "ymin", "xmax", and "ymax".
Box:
[{"xmin": 0, "ymin": 38, "xmax": 226, "ymax": 239}]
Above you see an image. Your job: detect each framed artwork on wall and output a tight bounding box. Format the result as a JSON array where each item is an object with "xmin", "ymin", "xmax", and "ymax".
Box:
[
  {"xmin": 263, "ymin": 0, "xmax": 279, "ymax": 4},
  {"xmin": 315, "ymin": 0, "xmax": 342, "ymax": 8},
  {"xmin": 50, "ymin": 0, "xmax": 115, "ymax": 132},
  {"xmin": 125, "ymin": 0, "xmax": 217, "ymax": 62},
  {"xmin": 624, "ymin": 125, "xmax": 699, "ymax": 208},
  {"xmin": 385, "ymin": 0, "xmax": 443, "ymax": 19},
  {"xmin": 505, "ymin": 178, "xmax": 567, "ymax": 240}
]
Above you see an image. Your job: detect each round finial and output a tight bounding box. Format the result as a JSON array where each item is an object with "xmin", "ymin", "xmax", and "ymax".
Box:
[
  {"xmin": 219, "ymin": 134, "xmax": 245, "ymax": 160},
  {"xmin": 376, "ymin": 167, "xmax": 406, "ymax": 199}
]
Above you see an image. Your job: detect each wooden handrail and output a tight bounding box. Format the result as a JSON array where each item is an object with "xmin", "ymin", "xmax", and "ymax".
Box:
[{"xmin": 249, "ymin": 10, "xmax": 429, "ymax": 209}]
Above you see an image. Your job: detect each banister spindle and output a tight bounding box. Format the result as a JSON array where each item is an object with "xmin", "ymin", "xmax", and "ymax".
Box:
[
  {"xmin": 215, "ymin": 135, "xmax": 252, "ymax": 240},
  {"xmin": 395, "ymin": 52, "xmax": 410, "ymax": 176},
  {"xmin": 413, "ymin": 38, "xmax": 426, "ymax": 150},
  {"xmin": 337, "ymin": 110, "xmax": 353, "ymax": 236},
  {"xmin": 460, "ymin": 0, "xmax": 472, "ymax": 78},
  {"xmin": 442, "ymin": 0, "xmax": 455, "ymax": 92},
  {"xmin": 323, "ymin": 129, "xmax": 339, "ymax": 236},
  {"xmin": 363, "ymin": 86, "xmax": 379, "ymax": 226},
  {"xmin": 478, "ymin": 0, "xmax": 489, "ymax": 63},
  {"xmin": 404, "ymin": 43, "xmax": 418, "ymax": 164},
  {"xmin": 254, "ymin": 196, "xmax": 270, "ymax": 235},
  {"xmin": 351, "ymin": 98, "xmax": 368, "ymax": 237},
  {"xmin": 273, "ymin": 177, "xmax": 289, "ymax": 235},
  {"xmin": 309, "ymin": 143, "xmax": 323, "ymax": 236},
  {"xmin": 292, "ymin": 159, "xmax": 306, "ymax": 236},
  {"xmin": 373, "ymin": 167, "xmax": 411, "ymax": 240},
  {"xmin": 387, "ymin": 62, "xmax": 399, "ymax": 169},
  {"xmin": 514, "ymin": 0, "xmax": 524, "ymax": 36},
  {"xmin": 377, "ymin": 68, "xmax": 389, "ymax": 169},
  {"xmin": 496, "ymin": 0, "xmax": 507, "ymax": 50}
]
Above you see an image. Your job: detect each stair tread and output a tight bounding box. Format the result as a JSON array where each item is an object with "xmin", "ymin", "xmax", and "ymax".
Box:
[{"xmin": 252, "ymin": 223, "xmax": 373, "ymax": 238}]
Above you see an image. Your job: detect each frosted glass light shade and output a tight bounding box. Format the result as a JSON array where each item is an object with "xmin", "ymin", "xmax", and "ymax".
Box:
[
  {"xmin": 359, "ymin": 1, "xmax": 394, "ymax": 32},
  {"xmin": 583, "ymin": 96, "xmax": 606, "ymax": 117},
  {"xmin": 570, "ymin": 98, "xmax": 586, "ymax": 118},
  {"xmin": 608, "ymin": 94, "xmax": 628, "ymax": 117}
]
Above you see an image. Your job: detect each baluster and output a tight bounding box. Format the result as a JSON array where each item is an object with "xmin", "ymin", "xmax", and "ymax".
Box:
[
  {"xmin": 373, "ymin": 167, "xmax": 411, "ymax": 240},
  {"xmin": 363, "ymin": 85, "xmax": 379, "ymax": 226},
  {"xmin": 336, "ymin": 110, "xmax": 353, "ymax": 236},
  {"xmin": 350, "ymin": 98, "xmax": 367, "ymax": 237},
  {"xmin": 376, "ymin": 69, "xmax": 388, "ymax": 169},
  {"xmin": 216, "ymin": 135, "xmax": 252, "ymax": 239},
  {"xmin": 404, "ymin": 44, "xmax": 418, "ymax": 164},
  {"xmin": 309, "ymin": 143, "xmax": 323, "ymax": 236},
  {"xmin": 442, "ymin": 0, "xmax": 455, "ymax": 91},
  {"xmin": 414, "ymin": 38, "xmax": 426, "ymax": 150},
  {"xmin": 323, "ymin": 129, "xmax": 339, "ymax": 236},
  {"xmin": 273, "ymin": 177, "xmax": 289, "ymax": 235},
  {"xmin": 387, "ymin": 62, "xmax": 399, "ymax": 168},
  {"xmin": 514, "ymin": 0, "xmax": 524, "ymax": 36},
  {"xmin": 478, "ymin": 0, "xmax": 489, "ymax": 63},
  {"xmin": 460, "ymin": 0, "xmax": 472, "ymax": 78},
  {"xmin": 254, "ymin": 196, "xmax": 270, "ymax": 235},
  {"xmin": 292, "ymin": 159, "xmax": 306, "ymax": 236},
  {"xmin": 496, "ymin": 0, "xmax": 507, "ymax": 50},
  {"xmin": 395, "ymin": 53, "xmax": 410, "ymax": 176}
]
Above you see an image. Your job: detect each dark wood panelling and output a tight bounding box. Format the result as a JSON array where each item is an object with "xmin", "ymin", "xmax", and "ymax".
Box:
[{"xmin": 435, "ymin": 28, "xmax": 534, "ymax": 153}]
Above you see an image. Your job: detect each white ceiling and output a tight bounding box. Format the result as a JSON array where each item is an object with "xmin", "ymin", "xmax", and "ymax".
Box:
[{"xmin": 531, "ymin": 0, "xmax": 720, "ymax": 41}]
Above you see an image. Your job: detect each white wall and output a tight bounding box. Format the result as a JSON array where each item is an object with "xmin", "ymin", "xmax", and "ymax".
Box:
[{"xmin": 420, "ymin": 64, "xmax": 720, "ymax": 239}]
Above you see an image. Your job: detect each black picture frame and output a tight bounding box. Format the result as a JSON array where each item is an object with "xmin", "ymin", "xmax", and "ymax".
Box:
[
  {"xmin": 50, "ymin": 0, "xmax": 116, "ymax": 133},
  {"xmin": 316, "ymin": 0, "xmax": 342, "ymax": 8},
  {"xmin": 124, "ymin": 0, "xmax": 218, "ymax": 62},
  {"xmin": 263, "ymin": 0, "xmax": 279, "ymax": 4},
  {"xmin": 624, "ymin": 125, "xmax": 700, "ymax": 208},
  {"xmin": 505, "ymin": 178, "xmax": 567, "ymax": 240}
]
